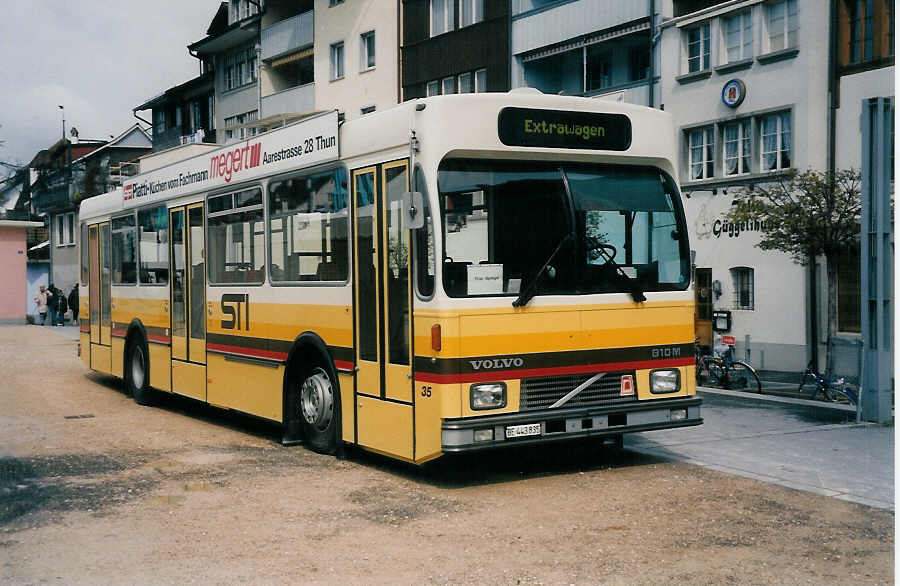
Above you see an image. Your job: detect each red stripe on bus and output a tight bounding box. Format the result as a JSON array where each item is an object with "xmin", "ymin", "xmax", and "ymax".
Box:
[
  {"xmin": 147, "ymin": 334, "xmax": 171, "ymax": 344},
  {"xmin": 413, "ymin": 357, "xmax": 694, "ymax": 384},
  {"xmin": 207, "ymin": 343, "xmax": 287, "ymax": 362}
]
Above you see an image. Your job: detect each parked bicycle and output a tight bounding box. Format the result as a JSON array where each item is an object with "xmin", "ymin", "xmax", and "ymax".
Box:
[
  {"xmin": 695, "ymin": 338, "xmax": 762, "ymax": 393},
  {"xmin": 797, "ymin": 362, "xmax": 858, "ymax": 405}
]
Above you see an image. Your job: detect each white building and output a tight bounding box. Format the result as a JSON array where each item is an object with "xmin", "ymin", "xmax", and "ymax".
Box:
[{"xmin": 659, "ymin": 0, "xmax": 830, "ymax": 371}]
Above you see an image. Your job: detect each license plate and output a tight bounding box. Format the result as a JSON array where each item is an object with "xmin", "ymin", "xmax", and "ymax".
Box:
[{"xmin": 505, "ymin": 423, "xmax": 541, "ymax": 439}]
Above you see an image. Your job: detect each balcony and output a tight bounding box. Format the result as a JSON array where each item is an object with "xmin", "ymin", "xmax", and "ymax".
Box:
[
  {"xmin": 261, "ymin": 11, "xmax": 313, "ymax": 62},
  {"xmin": 261, "ymin": 83, "xmax": 315, "ymax": 119},
  {"xmin": 31, "ymin": 182, "xmax": 70, "ymax": 214}
]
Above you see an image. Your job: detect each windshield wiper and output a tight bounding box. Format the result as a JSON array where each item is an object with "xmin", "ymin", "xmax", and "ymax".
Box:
[
  {"xmin": 604, "ymin": 255, "xmax": 647, "ymax": 303},
  {"xmin": 512, "ymin": 232, "xmax": 573, "ymax": 307}
]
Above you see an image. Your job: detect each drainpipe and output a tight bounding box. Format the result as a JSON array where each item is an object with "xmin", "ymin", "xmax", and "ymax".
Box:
[{"xmin": 648, "ymin": 0, "xmax": 655, "ymax": 108}]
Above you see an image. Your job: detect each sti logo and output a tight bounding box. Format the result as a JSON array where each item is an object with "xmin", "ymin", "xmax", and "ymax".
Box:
[
  {"xmin": 210, "ymin": 140, "xmax": 262, "ymax": 183},
  {"xmin": 123, "ymin": 183, "xmax": 133, "ymax": 201}
]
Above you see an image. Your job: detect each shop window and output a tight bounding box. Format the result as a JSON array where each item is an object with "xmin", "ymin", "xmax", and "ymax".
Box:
[
  {"xmin": 730, "ymin": 266, "xmax": 754, "ymax": 310},
  {"xmin": 837, "ymin": 247, "xmax": 861, "ymax": 333}
]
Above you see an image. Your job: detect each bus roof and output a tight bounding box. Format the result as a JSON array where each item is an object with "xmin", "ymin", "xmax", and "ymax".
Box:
[{"xmin": 80, "ymin": 91, "xmax": 676, "ymax": 222}]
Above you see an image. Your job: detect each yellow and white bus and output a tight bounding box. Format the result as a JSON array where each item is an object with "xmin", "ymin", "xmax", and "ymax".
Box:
[{"xmin": 78, "ymin": 90, "xmax": 701, "ymax": 464}]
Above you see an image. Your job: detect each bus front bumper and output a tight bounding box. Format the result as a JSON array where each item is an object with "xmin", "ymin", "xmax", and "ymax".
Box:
[{"xmin": 441, "ymin": 396, "xmax": 702, "ymax": 453}]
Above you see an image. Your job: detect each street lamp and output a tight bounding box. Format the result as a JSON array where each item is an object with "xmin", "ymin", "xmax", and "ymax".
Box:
[{"xmin": 58, "ymin": 105, "xmax": 65, "ymax": 140}]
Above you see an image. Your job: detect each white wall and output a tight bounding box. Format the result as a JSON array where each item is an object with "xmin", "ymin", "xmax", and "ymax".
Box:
[
  {"xmin": 835, "ymin": 66, "xmax": 895, "ymax": 171},
  {"xmin": 314, "ymin": 0, "xmax": 398, "ymax": 121},
  {"xmin": 685, "ymin": 191, "xmax": 808, "ymax": 370}
]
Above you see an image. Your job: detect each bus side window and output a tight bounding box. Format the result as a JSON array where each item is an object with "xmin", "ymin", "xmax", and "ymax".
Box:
[{"xmin": 414, "ymin": 166, "xmax": 434, "ymax": 297}]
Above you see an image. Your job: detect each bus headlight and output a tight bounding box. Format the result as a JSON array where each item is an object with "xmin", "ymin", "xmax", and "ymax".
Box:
[
  {"xmin": 470, "ymin": 383, "xmax": 507, "ymax": 410},
  {"xmin": 650, "ymin": 369, "xmax": 680, "ymax": 394}
]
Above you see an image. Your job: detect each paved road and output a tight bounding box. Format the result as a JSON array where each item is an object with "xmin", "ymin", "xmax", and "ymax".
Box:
[{"xmin": 629, "ymin": 389, "xmax": 894, "ymax": 510}]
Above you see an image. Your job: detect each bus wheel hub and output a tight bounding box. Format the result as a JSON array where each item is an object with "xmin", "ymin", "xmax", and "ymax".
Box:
[{"xmin": 300, "ymin": 368, "xmax": 333, "ymax": 430}]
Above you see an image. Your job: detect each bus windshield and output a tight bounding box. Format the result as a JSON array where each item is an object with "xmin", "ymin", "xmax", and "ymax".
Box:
[{"xmin": 438, "ymin": 159, "xmax": 690, "ymax": 299}]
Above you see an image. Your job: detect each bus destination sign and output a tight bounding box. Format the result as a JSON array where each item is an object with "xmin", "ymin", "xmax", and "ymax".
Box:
[{"xmin": 498, "ymin": 107, "xmax": 631, "ymax": 151}]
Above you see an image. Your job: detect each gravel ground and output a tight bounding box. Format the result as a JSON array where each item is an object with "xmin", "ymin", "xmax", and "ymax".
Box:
[{"xmin": 0, "ymin": 326, "xmax": 893, "ymax": 585}]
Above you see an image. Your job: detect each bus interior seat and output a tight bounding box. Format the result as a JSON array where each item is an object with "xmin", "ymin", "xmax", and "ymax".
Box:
[{"xmin": 443, "ymin": 260, "xmax": 470, "ymax": 296}]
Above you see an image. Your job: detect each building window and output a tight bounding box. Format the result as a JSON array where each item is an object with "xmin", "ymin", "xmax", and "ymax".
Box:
[
  {"xmin": 630, "ymin": 48, "xmax": 650, "ymax": 81},
  {"xmin": 229, "ymin": 0, "xmax": 259, "ymax": 24},
  {"xmin": 458, "ymin": 71, "xmax": 472, "ymax": 93},
  {"xmin": 360, "ymin": 31, "xmax": 375, "ymax": 71},
  {"xmin": 431, "ymin": 0, "xmax": 454, "ymax": 36},
  {"xmin": 56, "ymin": 213, "xmax": 75, "ymax": 246},
  {"xmin": 730, "ymin": 267, "xmax": 754, "ymax": 310},
  {"xmin": 845, "ymin": 0, "xmax": 894, "ymax": 63},
  {"xmin": 442, "ymin": 76, "xmax": 457, "ymax": 94},
  {"xmin": 686, "ymin": 23, "xmax": 711, "ymax": 72},
  {"xmin": 474, "ymin": 68, "xmax": 487, "ymax": 92},
  {"xmin": 329, "ymin": 0, "xmax": 344, "ymax": 5},
  {"xmin": 330, "ymin": 41, "xmax": 345, "ymax": 80},
  {"xmin": 224, "ymin": 43, "xmax": 257, "ymax": 91},
  {"xmin": 760, "ymin": 111, "xmax": 791, "ymax": 171},
  {"xmin": 224, "ymin": 110, "xmax": 258, "ymax": 142},
  {"xmin": 361, "ymin": 105, "xmax": 376, "ymax": 115},
  {"xmin": 459, "ymin": 0, "xmax": 484, "ymax": 27},
  {"xmin": 766, "ymin": 0, "xmax": 799, "ymax": 52},
  {"xmin": 688, "ymin": 126, "xmax": 714, "ymax": 180},
  {"xmin": 723, "ymin": 120, "xmax": 752, "ymax": 175},
  {"xmin": 426, "ymin": 80, "xmax": 440, "ymax": 96},
  {"xmin": 724, "ymin": 11, "xmax": 753, "ymax": 62},
  {"xmin": 586, "ymin": 46, "xmax": 612, "ymax": 91}
]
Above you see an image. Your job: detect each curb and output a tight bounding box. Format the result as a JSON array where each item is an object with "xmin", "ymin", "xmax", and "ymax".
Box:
[{"xmin": 697, "ymin": 386, "xmax": 858, "ymax": 413}]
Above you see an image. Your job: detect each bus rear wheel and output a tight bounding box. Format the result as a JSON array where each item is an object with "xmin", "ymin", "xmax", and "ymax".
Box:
[
  {"xmin": 292, "ymin": 364, "xmax": 340, "ymax": 455},
  {"xmin": 125, "ymin": 337, "xmax": 155, "ymax": 406}
]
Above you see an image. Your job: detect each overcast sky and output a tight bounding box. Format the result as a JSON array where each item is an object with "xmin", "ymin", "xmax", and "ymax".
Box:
[{"xmin": 0, "ymin": 1, "xmax": 220, "ymax": 168}]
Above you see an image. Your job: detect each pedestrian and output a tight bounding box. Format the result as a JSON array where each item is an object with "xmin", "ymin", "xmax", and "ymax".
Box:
[
  {"xmin": 47, "ymin": 283, "xmax": 59, "ymax": 326},
  {"xmin": 68, "ymin": 284, "xmax": 79, "ymax": 326},
  {"xmin": 34, "ymin": 284, "xmax": 50, "ymax": 325},
  {"xmin": 57, "ymin": 288, "xmax": 68, "ymax": 325}
]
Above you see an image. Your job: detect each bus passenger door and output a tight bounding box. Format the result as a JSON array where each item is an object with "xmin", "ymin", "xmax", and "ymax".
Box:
[
  {"xmin": 352, "ymin": 161, "xmax": 414, "ymax": 461},
  {"xmin": 169, "ymin": 204, "xmax": 207, "ymax": 401},
  {"xmin": 88, "ymin": 222, "xmax": 112, "ymax": 373}
]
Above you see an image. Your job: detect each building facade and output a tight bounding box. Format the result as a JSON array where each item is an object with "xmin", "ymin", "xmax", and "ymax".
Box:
[
  {"xmin": 28, "ymin": 125, "xmax": 151, "ymax": 291},
  {"xmin": 510, "ymin": 0, "xmax": 657, "ymax": 106},
  {"xmin": 401, "ymin": 0, "xmax": 510, "ymax": 99}
]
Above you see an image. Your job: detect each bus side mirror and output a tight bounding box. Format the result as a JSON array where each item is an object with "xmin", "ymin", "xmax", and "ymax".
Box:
[{"xmin": 401, "ymin": 191, "xmax": 425, "ymax": 230}]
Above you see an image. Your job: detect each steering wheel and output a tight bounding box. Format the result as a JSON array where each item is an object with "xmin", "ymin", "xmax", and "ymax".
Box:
[{"xmin": 586, "ymin": 237, "xmax": 617, "ymax": 266}]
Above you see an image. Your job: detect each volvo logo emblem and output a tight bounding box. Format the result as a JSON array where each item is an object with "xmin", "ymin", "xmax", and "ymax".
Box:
[{"xmin": 469, "ymin": 357, "xmax": 525, "ymax": 370}]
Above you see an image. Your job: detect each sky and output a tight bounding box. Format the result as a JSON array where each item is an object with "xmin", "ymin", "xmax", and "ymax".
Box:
[{"xmin": 0, "ymin": 1, "xmax": 221, "ymax": 168}]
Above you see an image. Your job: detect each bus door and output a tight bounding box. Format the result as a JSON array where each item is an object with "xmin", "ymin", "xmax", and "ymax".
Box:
[
  {"xmin": 169, "ymin": 204, "xmax": 207, "ymax": 401},
  {"xmin": 88, "ymin": 222, "xmax": 112, "ymax": 372},
  {"xmin": 352, "ymin": 160, "xmax": 414, "ymax": 460}
]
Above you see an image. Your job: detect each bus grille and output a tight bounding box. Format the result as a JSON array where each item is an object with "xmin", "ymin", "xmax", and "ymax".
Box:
[{"xmin": 520, "ymin": 371, "xmax": 637, "ymax": 410}]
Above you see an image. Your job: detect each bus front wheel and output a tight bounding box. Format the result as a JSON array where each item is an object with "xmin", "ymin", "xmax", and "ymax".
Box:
[
  {"xmin": 290, "ymin": 363, "xmax": 340, "ymax": 455},
  {"xmin": 125, "ymin": 337, "xmax": 155, "ymax": 406}
]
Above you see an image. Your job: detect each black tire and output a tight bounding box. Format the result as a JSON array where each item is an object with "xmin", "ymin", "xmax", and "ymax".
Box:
[
  {"xmin": 125, "ymin": 336, "xmax": 155, "ymax": 406},
  {"xmin": 286, "ymin": 361, "xmax": 341, "ymax": 455},
  {"xmin": 729, "ymin": 362, "xmax": 762, "ymax": 393}
]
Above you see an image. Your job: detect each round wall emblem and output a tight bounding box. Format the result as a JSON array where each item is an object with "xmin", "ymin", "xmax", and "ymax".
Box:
[{"xmin": 721, "ymin": 79, "xmax": 746, "ymax": 108}]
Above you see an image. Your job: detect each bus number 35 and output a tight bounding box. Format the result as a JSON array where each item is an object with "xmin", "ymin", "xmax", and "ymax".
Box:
[{"xmin": 221, "ymin": 293, "xmax": 250, "ymax": 330}]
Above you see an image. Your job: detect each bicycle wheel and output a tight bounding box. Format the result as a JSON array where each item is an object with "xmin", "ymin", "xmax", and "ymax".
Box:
[{"xmin": 729, "ymin": 362, "xmax": 762, "ymax": 393}]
